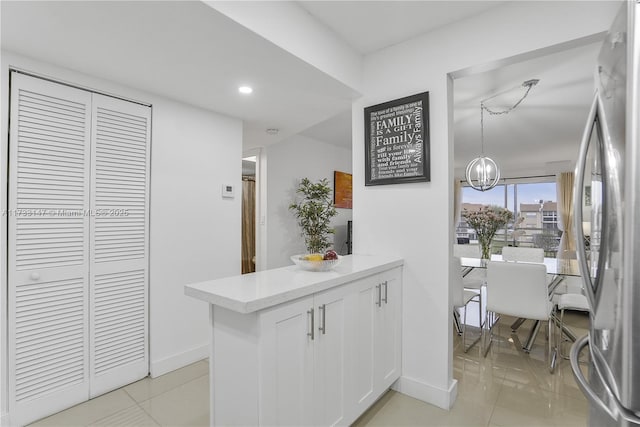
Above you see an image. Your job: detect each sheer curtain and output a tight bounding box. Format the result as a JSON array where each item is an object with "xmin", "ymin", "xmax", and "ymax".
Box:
[{"xmin": 556, "ymin": 172, "xmax": 576, "ymax": 259}]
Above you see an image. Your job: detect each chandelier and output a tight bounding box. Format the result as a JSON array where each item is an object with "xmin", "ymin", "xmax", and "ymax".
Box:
[{"xmin": 465, "ymin": 79, "xmax": 539, "ymax": 191}]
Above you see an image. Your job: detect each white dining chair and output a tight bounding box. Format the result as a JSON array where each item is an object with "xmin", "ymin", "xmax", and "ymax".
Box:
[
  {"xmin": 452, "ymin": 256, "xmax": 482, "ymax": 352},
  {"xmin": 453, "ymin": 243, "xmax": 481, "ymax": 259},
  {"xmin": 484, "ymin": 261, "xmax": 555, "ymax": 371},
  {"xmin": 501, "ymin": 246, "xmax": 544, "ymax": 263}
]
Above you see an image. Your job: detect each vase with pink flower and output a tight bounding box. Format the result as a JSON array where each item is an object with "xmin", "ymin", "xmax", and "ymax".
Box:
[{"xmin": 462, "ymin": 205, "xmax": 513, "ymax": 261}]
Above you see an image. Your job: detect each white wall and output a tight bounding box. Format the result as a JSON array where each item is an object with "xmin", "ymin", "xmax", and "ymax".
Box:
[
  {"xmin": 0, "ymin": 51, "xmax": 242, "ymax": 417},
  {"xmin": 266, "ymin": 134, "xmax": 352, "ymax": 269},
  {"xmin": 148, "ymin": 98, "xmax": 241, "ymax": 376},
  {"xmin": 352, "ymin": 0, "xmax": 619, "ymax": 410}
]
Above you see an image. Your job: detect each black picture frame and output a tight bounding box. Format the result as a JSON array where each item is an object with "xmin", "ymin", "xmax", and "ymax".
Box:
[{"xmin": 364, "ymin": 92, "xmax": 430, "ymax": 186}]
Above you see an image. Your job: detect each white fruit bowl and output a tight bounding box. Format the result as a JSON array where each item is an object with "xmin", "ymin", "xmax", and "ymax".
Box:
[{"xmin": 291, "ymin": 254, "xmax": 342, "ymax": 272}]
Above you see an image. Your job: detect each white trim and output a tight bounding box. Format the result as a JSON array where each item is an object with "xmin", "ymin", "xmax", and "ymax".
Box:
[
  {"xmin": 9, "ymin": 67, "xmax": 151, "ymax": 107},
  {"xmin": 1, "ymin": 412, "xmax": 10, "ymax": 427},
  {"xmin": 392, "ymin": 376, "xmax": 458, "ymax": 410},
  {"xmin": 460, "ymin": 174, "xmax": 558, "ymax": 188},
  {"xmin": 149, "ymin": 344, "xmax": 208, "ymax": 378}
]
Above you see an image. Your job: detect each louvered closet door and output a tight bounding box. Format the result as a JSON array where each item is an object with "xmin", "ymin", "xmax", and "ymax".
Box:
[
  {"xmin": 89, "ymin": 94, "xmax": 150, "ymax": 396},
  {"xmin": 8, "ymin": 73, "xmax": 92, "ymax": 425}
]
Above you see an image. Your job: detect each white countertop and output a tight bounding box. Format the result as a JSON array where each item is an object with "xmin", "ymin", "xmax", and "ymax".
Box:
[{"xmin": 184, "ymin": 254, "xmax": 403, "ymax": 314}]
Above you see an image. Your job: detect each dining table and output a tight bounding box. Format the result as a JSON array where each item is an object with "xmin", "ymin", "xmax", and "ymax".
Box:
[{"xmin": 460, "ymin": 254, "xmax": 582, "ymax": 354}]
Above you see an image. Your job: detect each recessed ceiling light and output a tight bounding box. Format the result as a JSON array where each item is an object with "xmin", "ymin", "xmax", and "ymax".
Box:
[
  {"xmin": 238, "ymin": 86, "xmax": 253, "ymax": 95},
  {"xmin": 266, "ymin": 128, "xmax": 279, "ymax": 135}
]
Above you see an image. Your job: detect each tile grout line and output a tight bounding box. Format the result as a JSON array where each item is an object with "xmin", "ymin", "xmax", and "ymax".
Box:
[
  {"xmin": 78, "ymin": 363, "xmax": 209, "ymax": 427},
  {"xmin": 136, "ymin": 400, "xmax": 163, "ymax": 427},
  {"xmin": 122, "ymin": 386, "xmax": 139, "ymax": 404},
  {"xmin": 134, "ymin": 372, "xmax": 210, "ymax": 426},
  {"xmin": 486, "ymin": 378, "xmax": 506, "ymax": 427},
  {"xmin": 80, "ymin": 391, "xmax": 140, "ymax": 427},
  {"xmin": 135, "ymin": 372, "xmax": 210, "ymax": 405}
]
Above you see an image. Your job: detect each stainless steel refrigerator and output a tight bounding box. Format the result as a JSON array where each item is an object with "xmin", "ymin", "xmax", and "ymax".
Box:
[{"xmin": 572, "ymin": 1, "xmax": 640, "ymax": 425}]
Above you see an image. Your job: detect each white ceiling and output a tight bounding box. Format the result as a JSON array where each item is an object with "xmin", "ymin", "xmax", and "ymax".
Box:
[
  {"xmin": 0, "ymin": 1, "xmax": 358, "ymax": 148},
  {"xmin": 298, "ymin": 1, "xmax": 507, "ymax": 54}
]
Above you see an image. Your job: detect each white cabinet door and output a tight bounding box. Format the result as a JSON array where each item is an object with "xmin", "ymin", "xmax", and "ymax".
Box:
[
  {"xmin": 8, "ymin": 73, "xmax": 92, "ymax": 426},
  {"xmin": 259, "ymin": 296, "xmax": 315, "ymax": 426},
  {"xmin": 313, "ymin": 284, "xmax": 352, "ymax": 427},
  {"xmin": 374, "ymin": 268, "xmax": 402, "ymax": 391},
  {"xmin": 349, "ymin": 277, "xmax": 376, "ymax": 416}
]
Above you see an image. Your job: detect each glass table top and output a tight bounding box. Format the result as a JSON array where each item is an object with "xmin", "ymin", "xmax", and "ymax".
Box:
[{"xmin": 460, "ymin": 255, "xmax": 580, "ymax": 277}]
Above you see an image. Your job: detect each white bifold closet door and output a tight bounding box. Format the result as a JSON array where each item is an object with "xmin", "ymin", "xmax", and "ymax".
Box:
[{"xmin": 8, "ymin": 73, "xmax": 150, "ymax": 425}]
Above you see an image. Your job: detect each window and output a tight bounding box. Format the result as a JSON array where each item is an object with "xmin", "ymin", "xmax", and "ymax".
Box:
[{"xmin": 457, "ymin": 179, "xmax": 559, "ymax": 255}]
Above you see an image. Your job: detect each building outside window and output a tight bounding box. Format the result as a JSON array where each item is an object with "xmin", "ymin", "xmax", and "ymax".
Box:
[{"xmin": 456, "ymin": 180, "xmax": 560, "ymax": 256}]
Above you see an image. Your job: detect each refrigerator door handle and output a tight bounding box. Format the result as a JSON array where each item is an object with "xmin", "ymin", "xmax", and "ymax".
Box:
[
  {"xmin": 571, "ymin": 335, "xmax": 640, "ymax": 424},
  {"xmin": 574, "ymin": 92, "xmax": 599, "ymax": 311}
]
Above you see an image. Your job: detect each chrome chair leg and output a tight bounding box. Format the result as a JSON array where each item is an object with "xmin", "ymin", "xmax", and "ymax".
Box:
[
  {"xmin": 549, "ymin": 317, "xmax": 557, "ymax": 373},
  {"xmin": 453, "ymin": 310, "xmax": 462, "ymax": 336},
  {"xmin": 462, "ymin": 293, "xmax": 482, "ymax": 353},
  {"xmin": 523, "ymin": 320, "xmax": 542, "ymax": 353},
  {"xmin": 462, "ymin": 302, "xmax": 467, "ymax": 350},
  {"xmin": 483, "ymin": 309, "xmax": 494, "ymax": 357},
  {"xmin": 511, "ymin": 317, "xmax": 526, "ymax": 332},
  {"xmin": 559, "ymin": 306, "xmax": 570, "ymax": 360}
]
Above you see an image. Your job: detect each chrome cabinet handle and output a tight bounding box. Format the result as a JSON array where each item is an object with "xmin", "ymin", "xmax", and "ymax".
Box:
[
  {"xmin": 319, "ymin": 304, "xmax": 326, "ymax": 335},
  {"xmin": 382, "ymin": 281, "xmax": 388, "ymax": 304},
  {"xmin": 307, "ymin": 308, "xmax": 314, "ymax": 340},
  {"xmin": 376, "ymin": 284, "xmax": 382, "ymax": 307}
]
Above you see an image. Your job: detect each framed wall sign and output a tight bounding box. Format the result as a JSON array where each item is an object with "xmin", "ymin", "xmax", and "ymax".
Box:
[
  {"xmin": 334, "ymin": 171, "xmax": 352, "ymax": 209},
  {"xmin": 364, "ymin": 92, "xmax": 430, "ymax": 186}
]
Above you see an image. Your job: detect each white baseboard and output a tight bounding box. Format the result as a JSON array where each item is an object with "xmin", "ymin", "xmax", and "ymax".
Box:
[
  {"xmin": 392, "ymin": 375, "xmax": 458, "ymax": 410},
  {"xmin": 150, "ymin": 344, "xmax": 208, "ymax": 378}
]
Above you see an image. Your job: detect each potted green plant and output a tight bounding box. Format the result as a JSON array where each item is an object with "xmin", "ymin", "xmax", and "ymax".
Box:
[{"xmin": 289, "ymin": 177, "xmax": 338, "ymax": 254}]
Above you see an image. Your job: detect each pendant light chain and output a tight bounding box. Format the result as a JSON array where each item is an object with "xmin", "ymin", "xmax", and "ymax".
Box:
[
  {"xmin": 480, "ymin": 80, "xmax": 537, "ymax": 155},
  {"xmin": 483, "ymin": 80, "xmax": 538, "ymax": 116},
  {"xmin": 480, "ymin": 102, "xmax": 486, "ymax": 155},
  {"xmin": 465, "ymin": 79, "xmax": 539, "ymax": 192}
]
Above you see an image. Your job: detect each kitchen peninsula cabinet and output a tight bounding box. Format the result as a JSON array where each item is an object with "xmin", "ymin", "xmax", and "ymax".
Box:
[{"xmin": 185, "ymin": 255, "xmax": 403, "ymax": 426}]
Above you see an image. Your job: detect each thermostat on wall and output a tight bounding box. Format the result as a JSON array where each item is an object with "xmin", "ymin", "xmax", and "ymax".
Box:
[{"xmin": 222, "ymin": 184, "xmax": 235, "ymax": 199}]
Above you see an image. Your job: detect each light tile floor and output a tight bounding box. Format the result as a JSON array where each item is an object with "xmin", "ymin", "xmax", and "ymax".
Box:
[
  {"xmin": 28, "ymin": 360, "xmax": 209, "ymax": 427},
  {"xmin": 354, "ymin": 311, "xmax": 590, "ymax": 427},
  {"xmin": 28, "ymin": 312, "xmax": 589, "ymax": 427}
]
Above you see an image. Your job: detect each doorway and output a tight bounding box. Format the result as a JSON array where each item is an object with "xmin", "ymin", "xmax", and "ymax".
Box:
[
  {"xmin": 241, "ymin": 162, "xmax": 256, "ymax": 274},
  {"xmin": 242, "ymin": 151, "xmax": 260, "ymax": 274}
]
